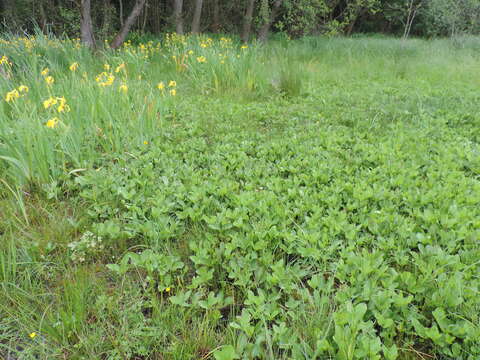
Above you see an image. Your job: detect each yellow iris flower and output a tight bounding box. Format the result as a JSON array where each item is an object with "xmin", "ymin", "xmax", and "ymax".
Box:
[
  {"xmin": 69, "ymin": 62, "xmax": 79, "ymax": 71},
  {"xmin": 57, "ymin": 97, "xmax": 70, "ymax": 113},
  {"xmin": 5, "ymin": 89, "xmax": 20, "ymax": 102},
  {"xmin": 46, "ymin": 117, "xmax": 59, "ymax": 128},
  {"xmin": 45, "ymin": 76, "xmax": 54, "ymax": 85},
  {"xmin": 0, "ymin": 55, "xmax": 9, "ymax": 65},
  {"xmin": 43, "ymin": 97, "xmax": 57, "ymax": 109},
  {"xmin": 115, "ymin": 63, "xmax": 126, "ymax": 73}
]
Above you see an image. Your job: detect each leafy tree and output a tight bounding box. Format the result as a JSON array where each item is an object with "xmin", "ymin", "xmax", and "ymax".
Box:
[
  {"xmin": 279, "ymin": 0, "xmax": 330, "ymax": 37},
  {"xmin": 343, "ymin": 0, "xmax": 382, "ymax": 35},
  {"xmin": 422, "ymin": 0, "xmax": 480, "ymax": 37},
  {"xmin": 110, "ymin": 0, "xmax": 147, "ymax": 48},
  {"xmin": 79, "ymin": 0, "xmax": 147, "ymax": 49},
  {"xmin": 258, "ymin": 0, "xmax": 283, "ymax": 42},
  {"xmin": 383, "ymin": 0, "xmax": 423, "ymax": 39}
]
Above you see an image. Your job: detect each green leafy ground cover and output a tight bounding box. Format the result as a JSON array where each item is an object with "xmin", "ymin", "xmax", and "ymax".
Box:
[{"xmin": 1, "ymin": 35, "xmax": 480, "ymax": 359}]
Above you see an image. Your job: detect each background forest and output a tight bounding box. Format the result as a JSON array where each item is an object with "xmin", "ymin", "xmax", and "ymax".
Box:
[{"xmin": 1, "ymin": 0, "xmax": 480, "ymax": 42}]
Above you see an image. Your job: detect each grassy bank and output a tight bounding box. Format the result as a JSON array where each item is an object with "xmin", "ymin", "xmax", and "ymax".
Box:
[{"xmin": 1, "ymin": 34, "xmax": 480, "ymax": 359}]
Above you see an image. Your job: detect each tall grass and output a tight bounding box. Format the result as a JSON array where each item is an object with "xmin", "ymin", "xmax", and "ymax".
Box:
[{"xmin": 1, "ymin": 34, "xmax": 479, "ymax": 189}]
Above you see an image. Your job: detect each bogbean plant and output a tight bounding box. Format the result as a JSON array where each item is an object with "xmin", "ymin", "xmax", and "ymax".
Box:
[
  {"xmin": 74, "ymin": 108, "xmax": 480, "ymax": 358},
  {"xmin": 1, "ymin": 34, "xmax": 480, "ymax": 359}
]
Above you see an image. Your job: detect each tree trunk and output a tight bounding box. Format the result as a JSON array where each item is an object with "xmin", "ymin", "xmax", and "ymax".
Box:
[
  {"xmin": 345, "ymin": 16, "xmax": 357, "ymax": 36},
  {"xmin": 173, "ymin": 0, "xmax": 184, "ymax": 34},
  {"xmin": 80, "ymin": 0, "xmax": 96, "ymax": 49},
  {"xmin": 212, "ymin": 0, "xmax": 220, "ymax": 33},
  {"xmin": 241, "ymin": 0, "xmax": 256, "ymax": 42},
  {"xmin": 111, "ymin": 0, "xmax": 147, "ymax": 49},
  {"xmin": 102, "ymin": 0, "xmax": 112, "ymax": 36},
  {"xmin": 39, "ymin": 0, "xmax": 48, "ymax": 33},
  {"xmin": 258, "ymin": 0, "xmax": 282, "ymax": 42},
  {"xmin": 345, "ymin": 7, "xmax": 361, "ymax": 36},
  {"xmin": 191, "ymin": 0, "xmax": 203, "ymax": 34},
  {"xmin": 119, "ymin": 0, "xmax": 124, "ymax": 26},
  {"xmin": 403, "ymin": 0, "xmax": 419, "ymax": 40},
  {"xmin": 142, "ymin": 0, "xmax": 148, "ymax": 33}
]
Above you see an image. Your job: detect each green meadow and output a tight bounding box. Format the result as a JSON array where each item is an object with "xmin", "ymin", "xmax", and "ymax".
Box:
[{"xmin": 1, "ymin": 34, "xmax": 480, "ymax": 359}]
